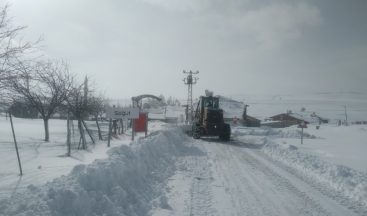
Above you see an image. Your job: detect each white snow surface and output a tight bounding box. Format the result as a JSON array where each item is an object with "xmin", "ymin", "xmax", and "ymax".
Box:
[
  {"xmin": 233, "ymin": 125, "xmax": 367, "ymax": 210},
  {"xmin": 1, "ymin": 93, "xmax": 367, "ymax": 216},
  {"xmin": 1, "ymin": 122, "xmax": 367, "ymax": 215},
  {"xmin": 151, "ymin": 127, "xmax": 366, "ymax": 216},
  {"xmin": 0, "ymin": 116, "xmax": 139, "ymax": 200},
  {"xmin": 0, "ymin": 124, "xmax": 189, "ymax": 216}
]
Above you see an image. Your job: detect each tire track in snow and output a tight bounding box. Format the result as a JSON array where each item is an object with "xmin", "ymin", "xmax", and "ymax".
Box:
[
  {"xmin": 257, "ymin": 147, "xmax": 367, "ymax": 216},
  {"xmin": 155, "ymin": 136, "xmax": 362, "ymax": 216},
  {"xmin": 200, "ymin": 138, "xmax": 360, "ymax": 216},
  {"xmin": 235, "ymin": 146, "xmax": 330, "ymax": 216},
  {"xmin": 186, "ymin": 141, "xmax": 217, "ymax": 216}
]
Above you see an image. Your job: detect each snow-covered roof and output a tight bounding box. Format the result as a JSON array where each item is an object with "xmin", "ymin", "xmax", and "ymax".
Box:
[{"xmin": 289, "ymin": 112, "xmax": 324, "ymax": 124}]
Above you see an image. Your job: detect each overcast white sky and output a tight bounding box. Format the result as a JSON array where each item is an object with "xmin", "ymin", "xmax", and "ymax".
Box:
[{"xmin": 8, "ymin": 0, "xmax": 367, "ymax": 99}]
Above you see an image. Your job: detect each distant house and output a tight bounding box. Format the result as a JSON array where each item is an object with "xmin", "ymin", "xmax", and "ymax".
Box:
[
  {"xmin": 352, "ymin": 121, "xmax": 367, "ymax": 125},
  {"xmin": 223, "ymin": 115, "xmax": 261, "ymax": 127},
  {"xmin": 266, "ymin": 111, "xmax": 328, "ymax": 128},
  {"xmin": 310, "ymin": 112, "xmax": 329, "ymax": 124},
  {"xmin": 242, "ymin": 115, "xmax": 261, "ymax": 127},
  {"xmin": 268, "ymin": 113, "xmax": 310, "ymax": 128},
  {"xmin": 261, "ymin": 119, "xmax": 284, "ymax": 128},
  {"xmin": 241, "ymin": 104, "xmax": 261, "ymax": 127}
]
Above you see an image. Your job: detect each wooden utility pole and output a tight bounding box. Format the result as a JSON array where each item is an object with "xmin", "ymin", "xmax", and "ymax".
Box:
[
  {"xmin": 9, "ymin": 112, "xmax": 23, "ymax": 176},
  {"xmin": 67, "ymin": 112, "xmax": 71, "ymax": 156},
  {"xmin": 78, "ymin": 119, "xmax": 87, "ymax": 149},
  {"xmin": 95, "ymin": 116, "xmax": 103, "ymax": 140},
  {"xmin": 121, "ymin": 119, "xmax": 124, "ymax": 134},
  {"xmin": 132, "ymin": 119, "xmax": 135, "ymax": 141},
  {"xmin": 107, "ymin": 118, "xmax": 112, "ymax": 147},
  {"xmin": 298, "ymin": 121, "xmax": 307, "ymax": 144},
  {"xmin": 344, "ymin": 105, "xmax": 348, "ymax": 126},
  {"xmin": 145, "ymin": 116, "xmax": 148, "ymax": 137},
  {"xmin": 82, "ymin": 120, "xmax": 95, "ymax": 144}
]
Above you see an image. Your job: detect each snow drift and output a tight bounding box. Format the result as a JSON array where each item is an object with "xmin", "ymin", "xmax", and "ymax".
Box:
[
  {"xmin": 0, "ymin": 127, "xmax": 196, "ymax": 216},
  {"xmin": 233, "ymin": 127, "xmax": 367, "ymax": 209},
  {"xmin": 232, "ymin": 127, "xmax": 317, "ymax": 139},
  {"xmin": 263, "ymin": 141, "xmax": 367, "ymax": 208}
]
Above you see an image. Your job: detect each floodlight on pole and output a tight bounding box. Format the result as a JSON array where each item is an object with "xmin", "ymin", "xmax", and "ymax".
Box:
[{"xmin": 183, "ymin": 70, "xmax": 199, "ymax": 123}]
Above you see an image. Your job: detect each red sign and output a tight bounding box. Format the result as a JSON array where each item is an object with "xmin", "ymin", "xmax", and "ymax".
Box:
[{"xmin": 134, "ymin": 113, "xmax": 147, "ymax": 132}]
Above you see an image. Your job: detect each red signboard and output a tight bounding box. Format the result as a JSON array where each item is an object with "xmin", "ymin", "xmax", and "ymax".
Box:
[{"xmin": 134, "ymin": 113, "xmax": 147, "ymax": 132}]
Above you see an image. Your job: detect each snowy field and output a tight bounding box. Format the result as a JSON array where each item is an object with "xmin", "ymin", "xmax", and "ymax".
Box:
[
  {"xmin": 0, "ymin": 116, "xmax": 162, "ymax": 201},
  {"xmin": 0, "ymin": 92, "xmax": 367, "ymax": 215},
  {"xmin": 233, "ymin": 125, "xmax": 367, "ymax": 212}
]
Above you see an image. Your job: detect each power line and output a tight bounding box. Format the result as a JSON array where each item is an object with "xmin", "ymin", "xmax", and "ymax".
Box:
[{"xmin": 183, "ymin": 70, "xmax": 199, "ymax": 123}]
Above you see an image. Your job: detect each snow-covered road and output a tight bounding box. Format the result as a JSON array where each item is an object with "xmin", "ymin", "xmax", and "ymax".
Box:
[{"xmin": 154, "ymin": 138, "xmax": 363, "ymax": 216}]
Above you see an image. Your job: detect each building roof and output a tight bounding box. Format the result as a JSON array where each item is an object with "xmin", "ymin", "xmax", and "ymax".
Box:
[
  {"xmin": 271, "ymin": 112, "xmax": 328, "ymax": 124},
  {"xmin": 245, "ymin": 115, "xmax": 261, "ymax": 122}
]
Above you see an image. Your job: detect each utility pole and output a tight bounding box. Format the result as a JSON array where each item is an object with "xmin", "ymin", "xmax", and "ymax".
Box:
[
  {"xmin": 83, "ymin": 76, "xmax": 88, "ymax": 106},
  {"xmin": 183, "ymin": 70, "xmax": 199, "ymax": 123},
  {"xmin": 9, "ymin": 111, "xmax": 23, "ymax": 176},
  {"xmin": 344, "ymin": 105, "xmax": 348, "ymax": 126}
]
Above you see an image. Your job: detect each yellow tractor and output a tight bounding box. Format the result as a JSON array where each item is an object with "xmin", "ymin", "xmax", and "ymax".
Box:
[{"xmin": 192, "ymin": 95, "xmax": 231, "ymax": 141}]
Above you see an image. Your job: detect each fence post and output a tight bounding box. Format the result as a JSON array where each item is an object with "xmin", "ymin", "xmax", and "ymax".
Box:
[
  {"xmin": 9, "ymin": 112, "xmax": 23, "ymax": 176},
  {"xmin": 145, "ymin": 114, "xmax": 148, "ymax": 137},
  {"xmin": 82, "ymin": 120, "xmax": 95, "ymax": 144},
  {"xmin": 132, "ymin": 119, "xmax": 135, "ymax": 141},
  {"xmin": 108, "ymin": 118, "xmax": 112, "ymax": 147},
  {"xmin": 67, "ymin": 112, "xmax": 71, "ymax": 156}
]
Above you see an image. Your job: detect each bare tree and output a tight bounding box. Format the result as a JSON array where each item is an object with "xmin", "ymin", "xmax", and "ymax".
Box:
[
  {"xmin": 9, "ymin": 60, "xmax": 73, "ymax": 141},
  {"xmin": 0, "ymin": 4, "xmax": 34, "ymax": 88},
  {"xmin": 66, "ymin": 77, "xmax": 103, "ymax": 149},
  {"xmin": 89, "ymin": 95, "xmax": 106, "ymax": 140},
  {"xmin": 67, "ymin": 82, "xmax": 88, "ymax": 149},
  {"xmin": 0, "ymin": 3, "xmax": 40, "ymax": 114}
]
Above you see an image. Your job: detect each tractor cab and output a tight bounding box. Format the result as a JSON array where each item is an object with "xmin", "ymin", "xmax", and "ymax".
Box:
[
  {"xmin": 203, "ymin": 96, "xmax": 219, "ymax": 109},
  {"xmin": 192, "ymin": 95, "xmax": 230, "ymax": 141},
  {"xmin": 194, "ymin": 96, "xmax": 221, "ymax": 124}
]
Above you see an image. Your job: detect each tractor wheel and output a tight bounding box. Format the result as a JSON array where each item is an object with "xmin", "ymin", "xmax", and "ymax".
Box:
[
  {"xmin": 219, "ymin": 124, "xmax": 231, "ymax": 141},
  {"xmin": 192, "ymin": 125, "xmax": 201, "ymax": 139}
]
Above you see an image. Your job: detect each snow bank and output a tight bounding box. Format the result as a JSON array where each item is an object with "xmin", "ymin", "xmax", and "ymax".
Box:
[
  {"xmin": 0, "ymin": 127, "xmax": 191, "ymax": 216},
  {"xmin": 232, "ymin": 126, "xmax": 317, "ymax": 139},
  {"xmin": 0, "ymin": 117, "xmax": 130, "ymax": 199},
  {"xmin": 262, "ymin": 138, "xmax": 367, "ymax": 208},
  {"xmin": 233, "ymin": 126, "xmax": 367, "ymax": 209}
]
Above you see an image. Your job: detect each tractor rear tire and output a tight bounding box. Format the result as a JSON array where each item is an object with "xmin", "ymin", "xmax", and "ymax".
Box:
[
  {"xmin": 219, "ymin": 124, "xmax": 231, "ymax": 141},
  {"xmin": 192, "ymin": 125, "xmax": 201, "ymax": 139}
]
